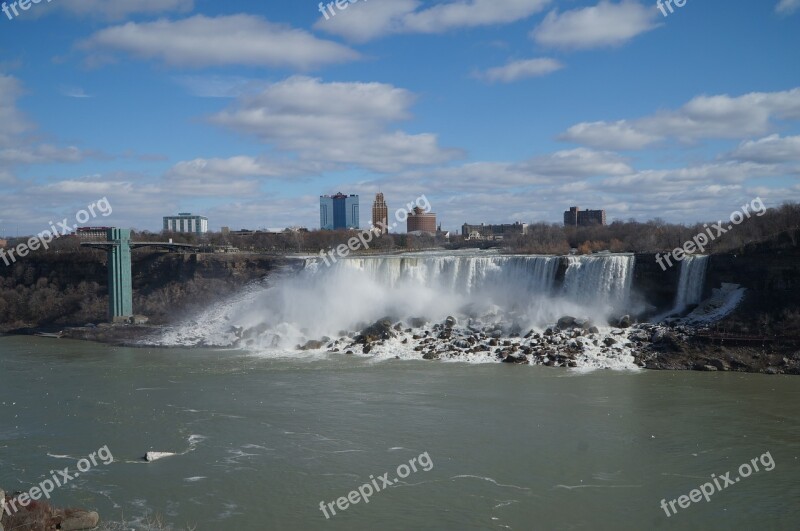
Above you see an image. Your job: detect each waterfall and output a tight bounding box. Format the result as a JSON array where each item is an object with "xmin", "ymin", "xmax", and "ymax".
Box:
[
  {"xmin": 156, "ymin": 252, "xmax": 638, "ymax": 349},
  {"xmin": 673, "ymin": 255, "xmax": 709, "ymax": 312},
  {"xmin": 561, "ymin": 255, "xmax": 635, "ymax": 314}
]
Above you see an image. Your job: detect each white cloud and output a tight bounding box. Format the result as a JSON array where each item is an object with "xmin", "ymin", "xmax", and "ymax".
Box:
[
  {"xmin": 315, "ymin": 0, "xmax": 551, "ymax": 43},
  {"xmin": 0, "ymin": 74, "xmax": 31, "ymax": 148},
  {"xmin": 559, "ymin": 120, "xmax": 660, "ymax": 150},
  {"xmin": 560, "ymin": 87, "xmax": 800, "ymax": 149},
  {"xmin": 729, "ymin": 134, "xmax": 800, "ymax": 163},
  {"xmin": 531, "ymin": 1, "xmax": 658, "ymax": 49},
  {"xmin": 168, "ymin": 156, "xmax": 327, "ymax": 180},
  {"xmin": 776, "ymin": 0, "xmax": 800, "ymax": 14},
  {"xmin": 80, "ymin": 15, "xmax": 360, "ymax": 70},
  {"xmin": 478, "ymin": 58, "xmax": 564, "ymax": 83},
  {"xmin": 209, "ymin": 76, "xmax": 461, "ymax": 173}
]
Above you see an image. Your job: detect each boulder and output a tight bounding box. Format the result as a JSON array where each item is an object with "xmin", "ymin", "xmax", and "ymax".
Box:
[
  {"xmin": 588, "ymin": 326, "xmax": 600, "ymax": 334},
  {"xmin": 298, "ymin": 340, "xmax": 325, "ymax": 350},
  {"xmin": 557, "ymin": 316, "xmax": 577, "ymax": 329},
  {"xmin": 615, "ymin": 315, "xmax": 632, "ymax": 328},
  {"xmin": 603, "ymin": 337, "xmax": 617, "ymax": 347},
  {"xmin": 60, "ymin": 510, "xmax": 100, "ymax": 531},
  {"xmin": 357, "ymin": 318, "xmax": 396, "ymax": 344},
  {"xmin": 444, "ymin": 316, "xmax": 457, "ymax": 328},
  {"xmin": 408, "ymin": 317, "xmax": 428, "ymax": 328},
  {"xmin": 422, "ymin": 351, "xmax": 440, "ymax": 360}
]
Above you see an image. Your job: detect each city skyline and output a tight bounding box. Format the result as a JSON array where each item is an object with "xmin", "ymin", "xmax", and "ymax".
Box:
[{"xmin": 1, "ymin": 1, "xmax": 799, "ymax": 235}]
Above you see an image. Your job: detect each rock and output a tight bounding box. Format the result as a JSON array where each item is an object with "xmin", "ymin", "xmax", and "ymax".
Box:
[
  {"xmin": 362, "ymin": 344, "xmax": 372, "ymax": 354},
  {"xmin": 502, "ymin": 354, "xmax": 528, "ymax": 364},
  {"xmin": 409, "ymin": 317, "xmax": 428, "ymax": 328},
  {"xmin": 298, "ymin": 339, "xmax": 325, "ymax": 350},
  {"xmin": 615, "ymin": 315, "xmax": 632, "ymax": 328},
  {"xmin": 60, "ymin": 510, "xmax": 100, "ymax": 531},
  {"xmin": 144, "ymin": 452, "xmax": 177, "ymax": 462},
  {"xmin": 603, "ymin": 337, "xmax": 617, "ymax": 347},
  {"xmin": 422, "ymin": 351, "xmax": 440, "ymax": 360},
  {"xmin": 453, "ymin": 339, "xmax": 470, "ymax": 349},
  {"xmin": 357, "ymin": 318, "xmax": 396, "ymax": 344},
  {"xmin": 709, "ymin": 359, "xmax": 728, "ymax": 371},
  {"xmin": 444, "ymin": 316, "xmax": 457, "ymax": 328},
  {"xmin": 557, "ymin": 316, "xmax": 577, "ymax": 329},
  {"xmin": 588, "ymin": 326, "xmax": 600, "ymax": 334},
  {"xmin": 651, "ymin": 329, "xmax": 667, "ymax": 343},
  {"xmin": 765, "ymin": 367, "xmax": 779, "ymax": 375}
]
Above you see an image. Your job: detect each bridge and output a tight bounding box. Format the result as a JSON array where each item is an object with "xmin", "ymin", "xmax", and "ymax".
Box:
[{"xmin": 81, "ymin": 228, "xmax": 200, "ymax": 321}]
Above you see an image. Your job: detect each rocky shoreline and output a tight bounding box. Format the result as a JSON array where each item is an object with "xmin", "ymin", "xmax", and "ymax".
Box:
[
  {"xmin": 6, "ymin": 314, "xmax": 798, "ymax": 375},
  {"xmin": 1, "ymin": 489, "xmax": 99, "ymax": 531}
]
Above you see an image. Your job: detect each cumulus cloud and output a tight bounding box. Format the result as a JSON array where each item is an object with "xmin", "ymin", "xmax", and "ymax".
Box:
[
  {"xmin": 728, "ymin": 134, "xmax": 800, "ymax": 163},
  {"xmin": 531, "ymin": 1, "xmax": 658, "ymax": 49},
  {"xmin": 80, "ymin": 15, "xmax": 360, "ymax": 70},
  {"xmin": 559, "ymin": 120, "xmax": 660, "ymax": 150},
  {"xmin": 478, "ymin": 58, "xmax": 564, "ymax": 83},
  {"xmin": 315, "ymin": 0, "xmax": 551, "ymax": 42},
  {"xmin": 776, "ymin": 0, "xmax": 800, "ymax": 15},
  {"xmin": 560, "ymin": 87, "xmax": 800, "ymax": 149},
  {"xmin": 209, "ymin": 76, "xmax": 461, "ymax": 173}
]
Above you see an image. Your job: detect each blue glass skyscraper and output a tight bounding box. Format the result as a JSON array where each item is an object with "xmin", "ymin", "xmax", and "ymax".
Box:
[{"xmin": 320, "ymin": 193, "xmax": 359, "ymax": 230}]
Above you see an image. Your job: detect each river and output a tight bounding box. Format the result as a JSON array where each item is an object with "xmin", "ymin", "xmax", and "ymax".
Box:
[{"xmin": 1, "ymin": 336, "xmax": 798, "ymax": 530}]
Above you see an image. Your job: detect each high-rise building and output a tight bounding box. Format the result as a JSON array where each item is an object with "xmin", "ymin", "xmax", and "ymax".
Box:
[
  {"xmin": 563, "ymin": 206, "xmax": 606, "ymax": 227},
  {"xmin": 407, "ymin": 207, "xmax": 437, "ymax": 235},
  {"xmin": 371, "ymin": 193, "xmax": 389, "ymax": 234},
  {"xmin": 163, "ymin": 213, "xmax": 209, "ymax": 234},
  {"xmin": 320, "ymin": 193, "xmax": 359, "ymax": 230}
]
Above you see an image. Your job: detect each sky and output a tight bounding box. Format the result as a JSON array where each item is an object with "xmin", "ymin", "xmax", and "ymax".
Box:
[{"xmin": 0, "ymin": 0, "xmax": 799, "ymax": 235}]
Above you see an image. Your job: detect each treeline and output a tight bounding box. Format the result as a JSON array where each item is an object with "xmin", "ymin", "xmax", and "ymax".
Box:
[
  {"xmin": 503, "ymin": 202, "xmax": 800, "ymax": 255},
  {"xmin": 132, "ymin": 229, "xmax": 443, "ymax": 254}
]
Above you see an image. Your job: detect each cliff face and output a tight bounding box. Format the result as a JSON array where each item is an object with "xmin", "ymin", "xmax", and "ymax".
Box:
[
  {"xmin": 0, "ymin": 252, "xmax": 301, "ymax": 330},
  {"xmin": 631, "ymin": 253, "xmax": 682, "ymax": 312}
]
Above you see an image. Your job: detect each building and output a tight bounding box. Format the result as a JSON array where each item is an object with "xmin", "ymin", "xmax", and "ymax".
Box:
[
  {"xmin": 461, "ymin": 222, "xmax": 528, "ymax": 240},
  {"xmin": 371, "ymin": 193, "xmax": 389, "ymax": 234},
  {"xmin": 407, "ymin": 207, "xmax": 437, "ymax": 235},
  {"xmin": 75, "ymin": 227, "xmax": 113, "ymax": 241},
  {"xmin": 563, "ymin": 206, "xmax": 606, "ymax": 227},
  {"xmin": 163, "ymin": 213, "xmax": 209, "ymax": 234},
  {"xmin": 320, "ymin": 193, "xmax": 359, "ymax": 230}
]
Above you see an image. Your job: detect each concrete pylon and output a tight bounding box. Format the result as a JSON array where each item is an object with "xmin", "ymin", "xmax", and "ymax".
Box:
[{"xmin": 107, "ymin": 228, "xmax": 133, "ymax": 321}]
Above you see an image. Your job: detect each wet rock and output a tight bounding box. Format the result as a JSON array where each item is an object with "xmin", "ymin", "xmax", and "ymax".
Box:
[
  {"xmin": 298, "ymin": 339, "xmax": 325, "ymax": 350},
  {"xmin": 490, "ymin": 329, "xmax": 503, "ymax": 338},
  {"xmin": 444, "ymin": 316, "xmax": 457, "ymax": 328},
  {"xmin": 60, "ymin": 510, "xmax": 100, "ymax": 531},
  {"xmin": 615, "ymin": 315, "xmax": 632, "ymax": 329},
  {"xmin": 557, "ymin": 316, "xmax": 577, "ymax": 329},
  {"xmin": 603, "ymin": 337, "xmax": 617, "ymax": 347},
  {"xmin": 422, "ymin": 351, "xmax": 440, "ymax": 360},
  {"xmin": 409, "ymin": 317, "xmax": 428, "ymax": 328},
  {"xmin": 453, "ymin": 339, "xmax": 470, "ymax": 349},
  {"xmin": 357, "ymin": 318, "xmax": 396, "ymax": 344},
  {"xmin": 502, "ymin": 354, "xmax": 528, "ymax": 364},
  {"xmin": 709, "ymin": 359, "xmax": 728, "ymax": 371}
]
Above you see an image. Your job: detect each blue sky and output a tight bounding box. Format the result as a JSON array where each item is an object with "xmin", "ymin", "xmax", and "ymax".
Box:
[{"xmin": 1, "ymin": 0, "xmax": 799, "ymax": 235}]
